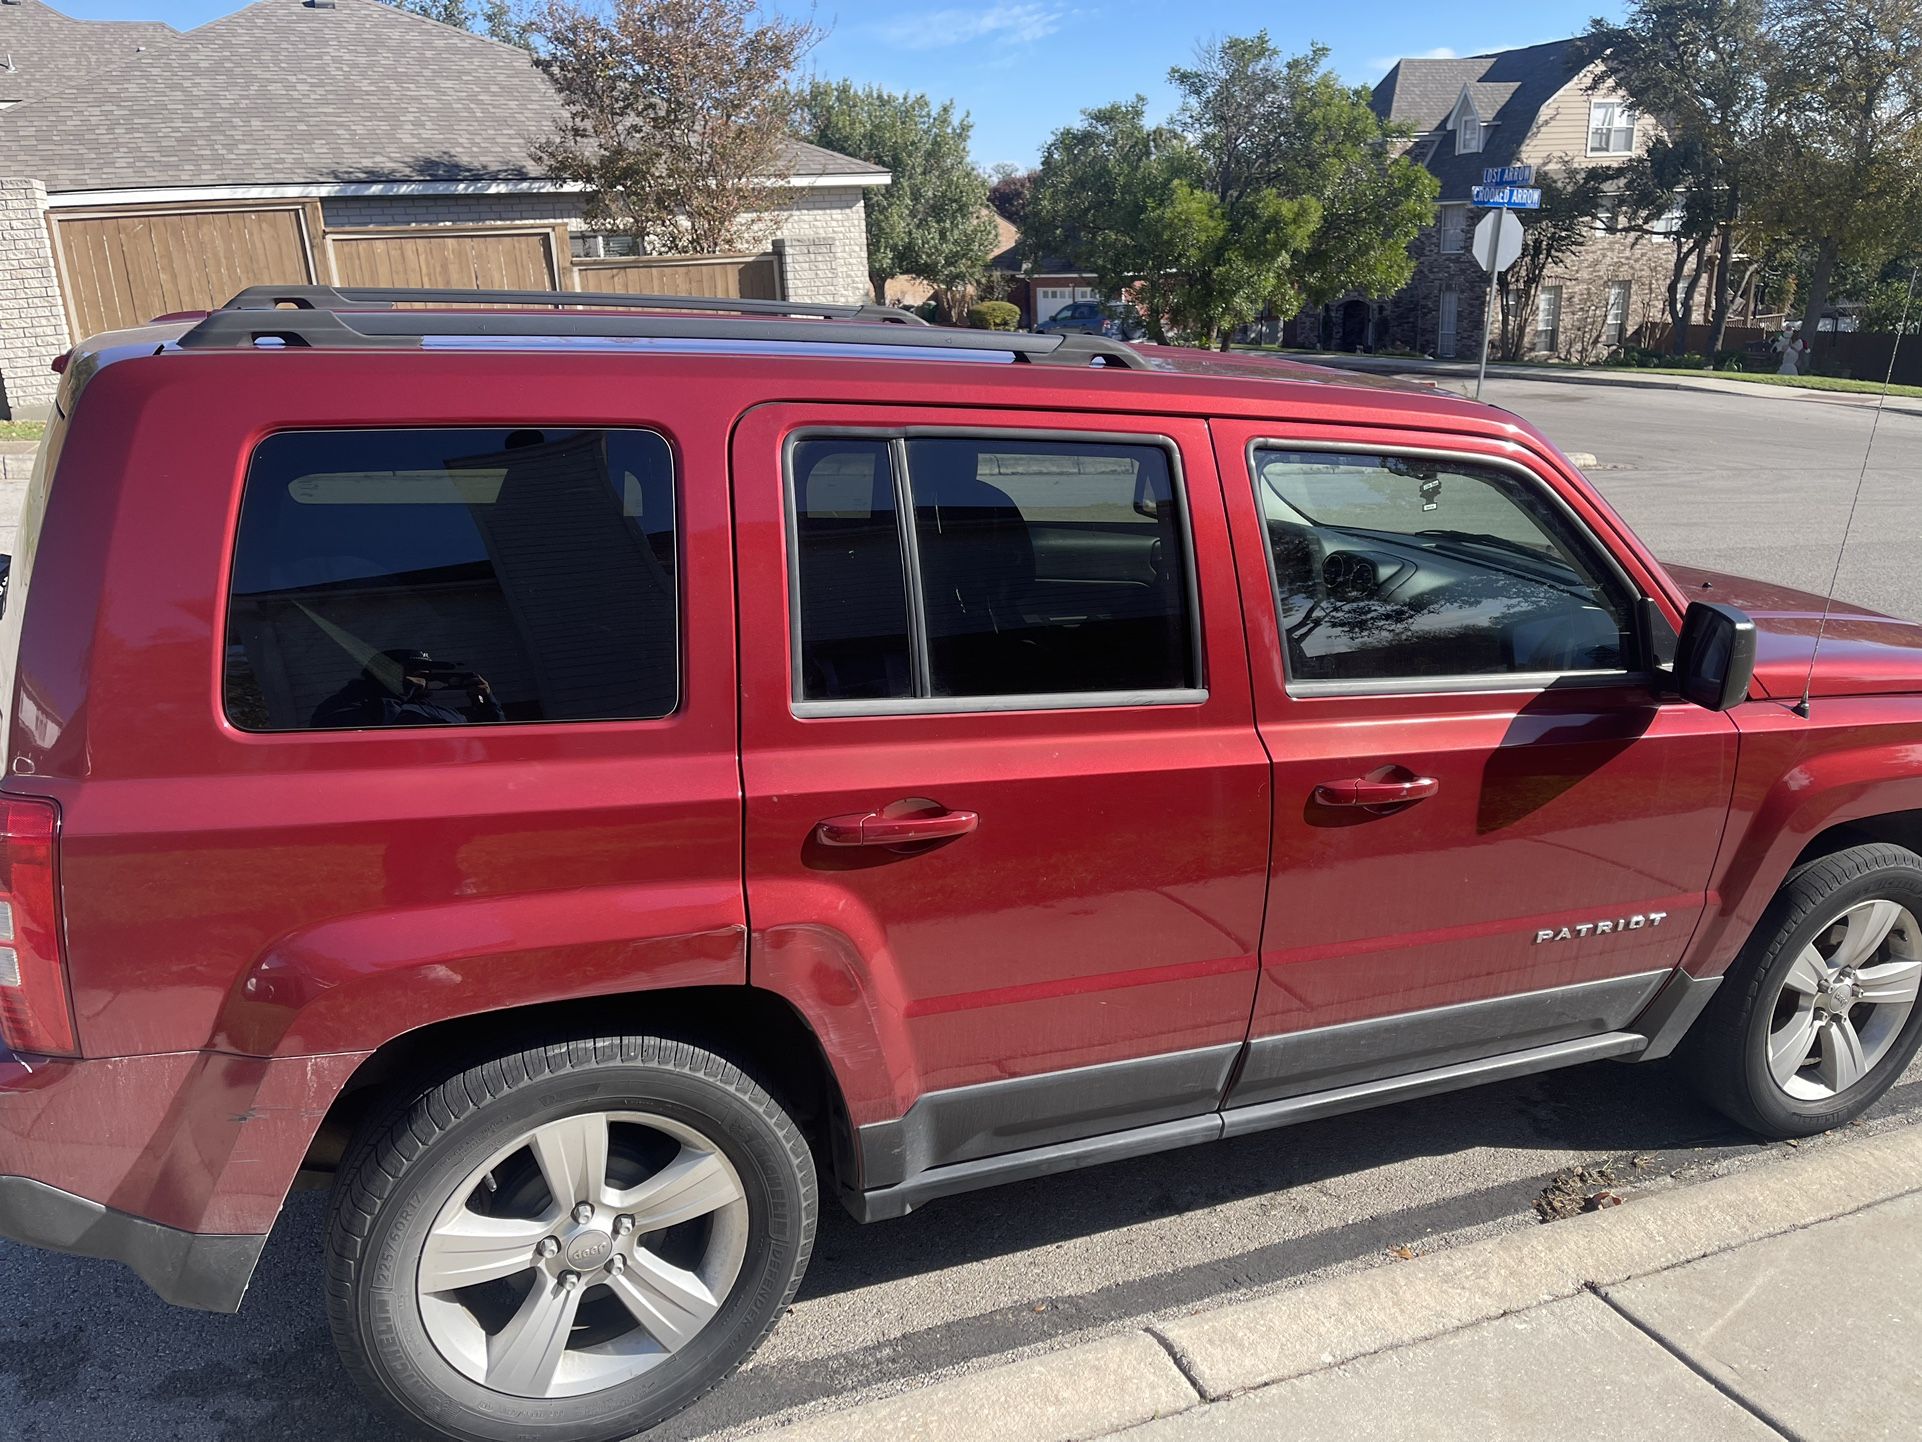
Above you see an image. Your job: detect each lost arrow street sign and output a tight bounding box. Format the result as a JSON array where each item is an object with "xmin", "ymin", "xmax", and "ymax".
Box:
[
  {"xmin": 1482, "ymin": 164, "xmax": 1535, "ymax": 186},
  {"xmin": 1471, "ymin": 183, "xmax": 1543, "ymax": 209}
]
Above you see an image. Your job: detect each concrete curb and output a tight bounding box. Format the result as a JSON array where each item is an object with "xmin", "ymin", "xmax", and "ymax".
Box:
[
  {"xmin": 1295, "ymin": 353, "xmax": 1922, "ymax": 416},
  {"xmin": 747, "ymin": 1124, "xmax": 1922, "ymax": 1440}
]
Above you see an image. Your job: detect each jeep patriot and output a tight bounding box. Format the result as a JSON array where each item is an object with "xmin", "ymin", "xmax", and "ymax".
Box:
[{"xmin": 1, "ymin": 287, "xmax": 1918, "ymax": 1442}]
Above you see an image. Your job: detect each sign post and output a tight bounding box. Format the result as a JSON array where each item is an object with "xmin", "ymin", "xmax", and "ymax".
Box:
[{"xmin": 1469, "ymin": 192, "xmax": 1529, "ymax": 401}]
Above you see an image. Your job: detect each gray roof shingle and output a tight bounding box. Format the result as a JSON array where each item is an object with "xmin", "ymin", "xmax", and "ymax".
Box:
[
  {"xmin": 0, "ymin": 0, "xmax": 884, "ymax": 192},
  {"xmin": 1371, "ymin": 40, "xmax": 1583, "ymax": 201},
  {"xmin": 0, "ymin": 0, "xmax": 176, "ymax": 105}
]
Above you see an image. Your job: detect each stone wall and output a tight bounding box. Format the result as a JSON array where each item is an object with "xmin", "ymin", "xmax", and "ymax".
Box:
[
  {"xmin": 319, "ymin": 184, "xmax": 875, "ymax": 306},
  {"xmin": 0, "ymin": 178, "xmax": 68, "ymax": 420}
]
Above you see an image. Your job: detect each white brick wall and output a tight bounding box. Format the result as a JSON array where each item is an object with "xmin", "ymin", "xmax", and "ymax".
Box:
[
  {"xmin": 0, "ymin": 178, "xmax": 69, "ymax": 420},
  {"xmin": 320, "ymin": 184, "xmax": 874, "ymax": 305}
]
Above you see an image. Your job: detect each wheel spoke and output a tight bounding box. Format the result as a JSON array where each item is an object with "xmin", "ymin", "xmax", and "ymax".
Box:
[
  {"xmin": 607, "ymin": 1248, "xmax": 721, "ymax": 1353},
  {"xmin": 486, "ymin": 1274, "xmax": 585, "ymax": 1397},
  {"xmin": 1768, "ymin": 1002, "xmax": 1821, "ymax": 1087},
  {"xmin": 1783, "ymin": 945, "xmax": 1831, "ymax": 997},
  {"xmin": 1816, "ymin": 1017, "xmax": 1870, "ymax": 1093},
  {"xmin": 1832, "ymin": 900, "xmax": 1903, "ymax": 970},
  {"xmin": 611, "ymin": 1145, "xmax": 744, "ymax": 1231},
  {"xmin": 1856, "ymin": 957, "xmax": 1922, "ymax": 1006},
  {"xmin": 529, "ymin": 1113, "xmax": 610, "ymax": 1212},
  {"xmin": 419, "ymin": 1211, "xmax": 550, "ymax": 1293}
]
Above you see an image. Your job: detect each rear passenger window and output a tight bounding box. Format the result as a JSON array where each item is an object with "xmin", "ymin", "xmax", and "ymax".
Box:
[
  {"xmin": 790, "ymin": 433, "xmax": 1197, "ymax": 706},
  {"xmin": 224, "ymin": 428, "xmax": 677, "ymax": 731}
]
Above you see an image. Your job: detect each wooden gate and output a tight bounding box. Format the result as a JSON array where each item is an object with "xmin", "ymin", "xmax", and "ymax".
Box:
[
  {"xmin": 52, "ymin": 204, "xmax": 320, "ymax": 339},
  {"xmin": 326, "ymin": 225, "xmax": 566, "ymax": 291},
  {"xmin": 571, "ymin": 252, "xmax": 783, "ymax": 300}
]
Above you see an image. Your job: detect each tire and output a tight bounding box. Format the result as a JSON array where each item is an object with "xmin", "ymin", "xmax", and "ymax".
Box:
[
  {"xmin": 326, "ymin": 1036, "xmax": 816, "ymax": 1442},
  {"xmin": 1685, "ymin": 842, "xmax": 1922, "ymax": 1137}
]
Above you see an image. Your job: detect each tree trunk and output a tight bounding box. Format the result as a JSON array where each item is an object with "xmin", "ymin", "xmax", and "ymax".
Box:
[
  {"xmin": 1797, "ymin": 235, "xmax": 1840, "ymax": 369},
  {"xmin": 871, "ymin": 273, "xmax": 887, "ymax": 306},
  {"xmin": 1665, "ymin": 238, "xmax": 1691, "ymax": 356},
  {"xmin": 1706, "ymin": 219, "xmax": 1737, "ymax": 356}
]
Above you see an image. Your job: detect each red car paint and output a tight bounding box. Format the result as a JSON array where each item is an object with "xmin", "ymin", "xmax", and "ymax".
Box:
[{"xmin": 0, "ymin": 323, "xmax": 1918, "ymax": 1308}]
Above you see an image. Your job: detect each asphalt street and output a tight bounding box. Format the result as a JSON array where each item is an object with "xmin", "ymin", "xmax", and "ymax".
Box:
[{"xmin": 2, "ymin": 377, "xmax": 1920, "ymax": 1441}]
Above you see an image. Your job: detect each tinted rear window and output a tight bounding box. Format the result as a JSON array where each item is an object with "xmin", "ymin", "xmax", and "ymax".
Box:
[{"xmin": 224, "ymin": 428, "xmax": 677, "ymax": 731}]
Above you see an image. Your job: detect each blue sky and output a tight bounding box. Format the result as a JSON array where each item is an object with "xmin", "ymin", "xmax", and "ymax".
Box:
[{"xmin": 51, "ymin": 0, "xmax": 1623, "ymax": 167}]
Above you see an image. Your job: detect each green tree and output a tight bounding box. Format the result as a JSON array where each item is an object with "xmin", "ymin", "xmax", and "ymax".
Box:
[
  {"xmin": 1582, "ymin": 0, "xmax": 1776, "ymax": 354},
  {"xmin": 1496, "ymin": 165, "xmax": 1611, "ymax": 359},
  {"xmin": 532, "ymin": 0, "xmax": 819, "ymax": 254},
  {"xmin": 1026, "ymin": 35, "xmax": 1434, "ymax": 348},
  {"xmin": 1762, "ymin": 0, "xmax": 1922, "ymax": 361},
  {"xmin": 796, "ymin": 81, "xmax": 1000, "ymax": 308},
  {"xmin": 379, "ymin": 0, "xmax": 533, "ymax": 47},
  {"xmin": 1023, "ymin": 99, "xmax": 1200, "ymax": 341}
]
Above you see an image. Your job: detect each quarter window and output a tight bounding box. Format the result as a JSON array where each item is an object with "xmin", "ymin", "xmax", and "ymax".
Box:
[
  {"xmin": 225, "ymin": 428, "xmax": 678, "ymax": 731},
  {"xmin": 792, "ymin": 435, "xmax": 1197, "ymax": 705},
  {"xmin": 1251, "ymin": 448, "xmax": 1632, "ymax": 686}
]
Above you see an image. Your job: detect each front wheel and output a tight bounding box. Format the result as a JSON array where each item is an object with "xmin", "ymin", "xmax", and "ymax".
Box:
[
  {"xmin": 326, "ymin": 1037, "xmax": 816, "ymax": 1442},
  {"xmin": 1686, "ymin": 843, "xmax": 1922, "ymax": 1137}
]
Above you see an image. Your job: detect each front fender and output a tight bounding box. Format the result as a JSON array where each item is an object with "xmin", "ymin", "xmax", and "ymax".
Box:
[
  {"xmin": 212, "ymin": 882, "xmax": 747, "ymax": 1056},
  {"xmin": 1688, "ymin": 699, "xmax": 1922, "ymax": 975}
]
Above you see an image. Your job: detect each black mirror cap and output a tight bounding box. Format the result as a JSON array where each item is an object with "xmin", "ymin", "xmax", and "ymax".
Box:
[{"xmin": 1675, "ymin": 601, "xmax": 1757, "ymax": 711}]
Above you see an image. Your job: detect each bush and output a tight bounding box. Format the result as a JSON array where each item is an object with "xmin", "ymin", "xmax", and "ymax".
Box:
[{"xmin": 967, "ymin": 301, "xmax": 1020, "ymax": 331}]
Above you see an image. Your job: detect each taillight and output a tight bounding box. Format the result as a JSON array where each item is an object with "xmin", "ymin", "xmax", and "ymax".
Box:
[{"xmin": 0, "ymin": 797, "xmax": 75, "ymax": 1056}]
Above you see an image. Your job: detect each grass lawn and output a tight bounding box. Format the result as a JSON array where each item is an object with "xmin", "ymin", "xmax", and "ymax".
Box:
[
  {"xmin": 0, "ymin": 420, "xmax": 46, "ymax": 443},
  {"xmin": 1609, "ymin": 367, "xmax": 1922, "ymax": 399}
]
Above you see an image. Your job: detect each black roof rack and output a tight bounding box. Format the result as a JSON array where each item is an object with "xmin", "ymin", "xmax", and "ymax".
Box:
[
  {"xmin": 176, "ymin": 288, "xmax": 1153, "ymax": 370},
  {"xmin": 219, "ymin": 284, "xmax": 929, "ymax": 325}
]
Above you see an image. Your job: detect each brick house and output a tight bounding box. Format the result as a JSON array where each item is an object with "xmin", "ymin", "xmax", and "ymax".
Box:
[
  {"xmin": 0, "ymin": 0, "xmax": 888, "ymax": 418},
  {"xmin": 1307, "ymin": 39, "xmax": 1693, "ymax": 362}
]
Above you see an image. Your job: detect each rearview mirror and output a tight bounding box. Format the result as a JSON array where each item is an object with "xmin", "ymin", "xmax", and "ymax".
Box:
[{"xmin": 1674, "ymin": 601, "xmax": 1756, "ymax": 711}]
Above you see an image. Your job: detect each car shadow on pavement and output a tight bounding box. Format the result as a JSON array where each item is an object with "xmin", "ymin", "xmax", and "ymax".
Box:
[{"xmin": 6, "ymin": 1054, "xmax": 1903, "ymax": 1442}]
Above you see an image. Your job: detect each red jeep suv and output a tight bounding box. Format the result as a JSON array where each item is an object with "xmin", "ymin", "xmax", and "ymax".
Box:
[{"xmin": 2, "ymin": 287, "xmax": 1919, "ymax": 1442}]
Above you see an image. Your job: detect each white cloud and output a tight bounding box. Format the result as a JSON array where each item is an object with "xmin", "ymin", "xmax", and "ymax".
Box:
[{"xmin": 871, "ymin": 3, "xmax": 1068, "ymax": 51}]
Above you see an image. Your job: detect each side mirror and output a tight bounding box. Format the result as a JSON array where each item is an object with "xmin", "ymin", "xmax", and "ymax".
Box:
[{"xmin": 1674, "ymin": 601, "xmax": 1756, "ymax": 711}]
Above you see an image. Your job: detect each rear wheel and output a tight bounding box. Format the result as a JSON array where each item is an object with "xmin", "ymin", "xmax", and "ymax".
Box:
[
  {"xmin": 1686, "ymin": 843, "xmax": 1922, "ymax": 1137},
  {"xmin": 326, "ymin": 1037, "xmax": 815, "ymax": 1442}
]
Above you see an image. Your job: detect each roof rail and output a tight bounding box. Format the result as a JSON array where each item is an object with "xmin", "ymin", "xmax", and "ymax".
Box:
[
  {"xmin": 175, "ymin": 302, "xmax": 1153, "ymax": 369},
  {"xmin": 220, "ymin": 284, "xmax": 929, "ymax": 326}
]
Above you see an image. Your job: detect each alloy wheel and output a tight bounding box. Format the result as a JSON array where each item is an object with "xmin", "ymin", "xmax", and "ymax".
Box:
[
  {"xmin": 1766, "ymin": 898, "xmax": 1922, "ymax": 1101},
  {"xmin": 416, "ymin": 1110, "xmax": 751, "ymax": 1400}
]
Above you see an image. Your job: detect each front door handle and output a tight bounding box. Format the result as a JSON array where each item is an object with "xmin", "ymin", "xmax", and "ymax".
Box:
[
  {"xmin": 816, "ymin": 805, "xmax": 980, "ymax": 847},
  {"xmin": 1313, "ymin": 774, "xmax": 1440, "ymax": 808}
]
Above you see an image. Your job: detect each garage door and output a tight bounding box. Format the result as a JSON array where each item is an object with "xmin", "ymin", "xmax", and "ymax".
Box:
[
  {"xmin": 327, "ymin": 226, "xmax": 562, "ymax": 291},
  {"xmin": 54, "ymin": 206, "xmax": 317, "ymax": 339}
]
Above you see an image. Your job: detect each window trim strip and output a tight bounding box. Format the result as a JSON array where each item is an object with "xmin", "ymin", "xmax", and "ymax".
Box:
[
  {"xmin": 1244, "ymin": 436, "xmax": 1646, "ymax": 701},
  {"xmin": 784, "ymin": 425, "xmax": 1206, "ymax": 716}
]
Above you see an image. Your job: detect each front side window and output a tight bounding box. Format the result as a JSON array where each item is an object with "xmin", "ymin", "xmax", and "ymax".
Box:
[
  {"xmin": 1438, "ymin": 204, "xmax": 1466, "ymax": 254},
  {"xmin": 791, "ymin": 434, "xmax": 1197, "ymax": 706},
  {"xmin": 1536, "ymin": 284, "xmax": 1564, "ymax": 353},
  {"xmin": 1604, "ymin": 280, "xmax": 1631, "ymax": 344},
  {"xmin": 1589, "ymin": 100, "xmax": 1637, "ymax": 154},
  {"xmin": 225, "ymin": 428, "xmax": 678, "ymax": 731},
  {"xmin": 1251, "ymin": 448, "xmax": 1632, "ymax": 687}
]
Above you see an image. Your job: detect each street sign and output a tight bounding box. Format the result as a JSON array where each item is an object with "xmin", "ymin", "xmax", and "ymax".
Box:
[
  {"xmin": 1471, "ymin": 209, "xmax": 1523, "ymax": 275},
  {"xmin": 1482, "ymin": 164, "xmax": 1535, "ymax": 186},
  {"xmin": 1469, "ymin": 209, "xmax": 1525, "ymax": 402},
  {"xmin": 1471, "ymin": 184, "xmax": 1542, "ymax": 209}
]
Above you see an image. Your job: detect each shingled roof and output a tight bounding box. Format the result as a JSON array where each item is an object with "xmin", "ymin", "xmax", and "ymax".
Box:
[
  {"xmin": 0, "ymin": 0, "xmax": 885, "ymax": 193},
  {"xmin": 0, "ymin": 0, "xmax": 176, "ymax": 106},
  {"xmin": 1371, "ymin": 40, "xmax": 1584, "ymax": 202}
]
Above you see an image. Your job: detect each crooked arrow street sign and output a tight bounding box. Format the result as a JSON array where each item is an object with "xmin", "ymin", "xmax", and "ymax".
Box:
[{"xmin": 1471, "ymin": 183, "xmax": 1543, "ymax": 209}]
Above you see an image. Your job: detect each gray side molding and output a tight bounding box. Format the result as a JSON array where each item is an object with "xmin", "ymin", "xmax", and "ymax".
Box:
[{"xmin": 0, "ymin": 1175, "xmax": 266, "ymax": 1312}]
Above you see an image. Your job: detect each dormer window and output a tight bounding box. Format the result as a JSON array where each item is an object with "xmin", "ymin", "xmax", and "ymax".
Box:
[{"xmin": 1456, "ymin": 110, "xmax": 1482, "ymax": 154}]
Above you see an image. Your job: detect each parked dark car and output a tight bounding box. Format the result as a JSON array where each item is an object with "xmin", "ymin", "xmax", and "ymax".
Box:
[
  {"xmin": 1035, "ymin": 299, "xmax": 1146, "ymax": 340},
  {"xmin": 3, "ymin": 285, "xmax": 1922, "ymax": 1442}
]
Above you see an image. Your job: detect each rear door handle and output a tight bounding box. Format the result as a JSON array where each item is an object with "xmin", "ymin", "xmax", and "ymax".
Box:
[
  {"xmin": 1313, "ymin": 775, "xmax": 1440, "ymax": 808},
  {"xmin": 816, "ymin": 806, "xmax": 980, "ymax": 847}
]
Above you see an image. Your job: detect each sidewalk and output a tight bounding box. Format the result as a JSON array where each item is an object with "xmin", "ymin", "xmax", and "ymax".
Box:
[
  {"xmin": 749, "ymin": 1122, "xmax": 1922, "ymax": 1442},
  {"xmin": 1293, "ymin": 350, "xmax": 1922, "ymax": 418}
]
